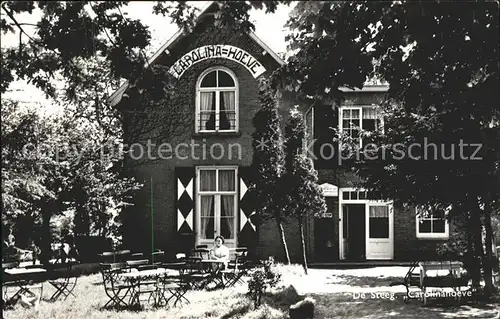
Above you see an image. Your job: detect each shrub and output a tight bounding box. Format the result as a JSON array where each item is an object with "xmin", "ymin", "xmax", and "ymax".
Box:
[{"xmin": 248, "ymin": 257, "xmax": 282, "ymax": 308}]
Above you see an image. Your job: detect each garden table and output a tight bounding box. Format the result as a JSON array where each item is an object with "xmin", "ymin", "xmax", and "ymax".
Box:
[
  {"xmin": 418, "ymin": 261, "xmax": 464, "ymax": 305},
  {"xmin": 119, "ymin": 268, "xmax": 170, "ymax": 307},
  {"xmin": 162, "ymin": 262, "xmax": 187, "ymax": 275},
  {"xmin": 3, "ymin": 267, "xmax": 46, "ymax": 304}
]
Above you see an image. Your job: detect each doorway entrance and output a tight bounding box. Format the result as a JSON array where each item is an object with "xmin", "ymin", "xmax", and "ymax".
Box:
[
  {"xmin": 342, "ymin": 204, "xmax": 366, "ymax": 261},
  {"xmin": 314, "ymin": 197, "xmax": 337, "ymax": 262},
  {"xmin": 339, "ymin": 189, "xmax": 394, "ymax": 260}
]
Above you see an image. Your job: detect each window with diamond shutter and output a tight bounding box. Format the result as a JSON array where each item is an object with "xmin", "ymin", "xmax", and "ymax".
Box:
[{"xmin": 176, "ymin": 167, "xmax": 195, "ymax": 233}]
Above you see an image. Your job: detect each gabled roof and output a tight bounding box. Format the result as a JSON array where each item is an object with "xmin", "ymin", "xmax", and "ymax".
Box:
[{"xmin": 108, "ymin": 1, "xmax": 285, "ymax": 106}]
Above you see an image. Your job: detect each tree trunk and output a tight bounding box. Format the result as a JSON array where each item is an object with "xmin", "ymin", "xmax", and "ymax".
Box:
[
  {"xmin": 471, "ymin": 206, "xmax": 487, "ymax": 292},
  {"xmin": 39, "ymin": 204, "xmax": 53, "ymax": 267},
  {"xmin": 276, "ymin": 220, "xmax": 291, "ymax": 264},
  {"xmin": 469, "ymin": 211, "xmax": 482, "ymax": 289},
  {"xmin": 466, "ymin": 221, "xmax": 480, "ymax": 288},
  {"xmin": 254, "ymin": 218, "xmax": 260, "ymax": 263},
  {"xmin": 483, "ymin": 207, "xmax": 496, "ymax": 294},
  {"xmin": 298, "ymin": 218, "xmax": 308, "ymax": 275}
]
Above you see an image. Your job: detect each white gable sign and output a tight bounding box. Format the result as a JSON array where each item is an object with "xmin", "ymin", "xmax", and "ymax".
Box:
[
  {"xmin": 320, "ymin": 183, "xmax": 338, "ymax": 197},
  {"xmin": 168, "ymin": 45, "xmax": 266, "ymax": 79}
]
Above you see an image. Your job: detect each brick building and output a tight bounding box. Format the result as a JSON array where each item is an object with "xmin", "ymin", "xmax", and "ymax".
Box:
[{"xmin": 108, "ymin": 2, "xmax": 452, "ymax": 263}]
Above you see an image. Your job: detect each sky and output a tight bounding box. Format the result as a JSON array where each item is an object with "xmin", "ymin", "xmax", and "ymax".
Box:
[{"xmin": 1, "ymin": 1, "xmax": 293, "ymax": 114}]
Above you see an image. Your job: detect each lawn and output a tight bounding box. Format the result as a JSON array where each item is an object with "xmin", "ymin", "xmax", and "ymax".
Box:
[{"xmin": 3, "ymin": 265, "xmax": 499, "ymax": 319}]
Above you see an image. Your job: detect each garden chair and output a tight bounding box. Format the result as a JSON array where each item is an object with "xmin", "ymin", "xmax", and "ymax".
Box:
[
  {"xmin": 175, "ymin": 253, "xmax": 186, "ymax": 264},
  {"xmin": 126, "ymin": 259, "xmax": 149, "ymax": 271},
  {"xmin": 129, "ymin": 252, "xmax": 144, "ymax": 260},
  {"xmin": 158, "ymin": 261, "xmax": 192, "ymax": 307},
  {"xmin": 196, "ymin": 245, "xmax": 209, "ymax": 251},
  {"xmin": 182, "ymin": 257, "xmax": 211, "ymax": 290},
  {"xmin": 151, "ymin": 250, "xmax": 165, "ymax": 266},
  {"xmin": 127, "ymin": 273, "xmax": 160, "ymax": 307},
  {"xmin": 99, "ymin": 251, "xmax": 117, "ymax": 264},
  {"xmin": 138, "ymin": 264, "xmax": 159, "ymax": 271},
  {"xmin": 100, "ymin": 262, "xmax": 134, "ymax": 308},
  {"xmin": 222, "ymin": 248, "xmax": 251, "ymax": 288},
  {"xmin": 47, "ymin": 260, "xmax": 79, "ymax": 302},
  {"xmin": 389, "ymin": 260, "xmax": 420, "ymax": 302},
  {"xmin": 99, "ymin": 250, "xmax": 131, "ymax": 264},
  {"xmin": 157, "ymin": 275, "xmax": 190, "ymax": 307},
  {"xmin": 114, "ymin": 250, "xmax": 131, "ymax": 263},
  {"xmin": 191, "ymin": 247, "xmax": 210, "ymax": 260}
]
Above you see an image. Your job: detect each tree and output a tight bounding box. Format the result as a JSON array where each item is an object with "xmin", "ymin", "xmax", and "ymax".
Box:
[
  {"xmin": 1, "ymin": 96, "xmax": 142, "ymax": 264},
  {"xmin": 1, "ymin": 1, "xmax": 290, "ymax": 129},
  {"xmin": 1, "ymin": 98, "xmax": 63, "ymax": 264},
  {"xmin": 282, "ymin": 108, "xmax": 326, "ymax": 274},
  {"xmin": 250, "ymin": 78, "xmax": 290, "ymax": 264},
  {"xmin": 281, "ymin": 1, "xmax": 499, "ymax": 293}
]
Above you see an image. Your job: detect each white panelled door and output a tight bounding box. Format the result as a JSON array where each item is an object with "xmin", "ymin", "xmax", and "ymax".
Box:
[{"xmin": 365, "ymin": 203, "xmax": 393, "ymax": 260}]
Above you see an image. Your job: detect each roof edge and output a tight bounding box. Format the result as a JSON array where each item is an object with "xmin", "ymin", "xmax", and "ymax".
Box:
[{"xmin": 108, "ymin": 1, "xmax": 285, "ymax": 106}]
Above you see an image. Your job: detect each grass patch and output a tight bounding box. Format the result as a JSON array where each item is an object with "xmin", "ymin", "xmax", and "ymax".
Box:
[{"xmin": 3, "ymin": 266, "xmax": 499, "ymax": 319}]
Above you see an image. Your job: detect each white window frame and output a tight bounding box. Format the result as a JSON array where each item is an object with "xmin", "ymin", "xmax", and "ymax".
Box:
[
  {"xmin": 195, "ymin": 66, "xmax": 239, "ymax": 133},
  {"xmin": 415, "ymin": 207, "xmax": 449, "ymax": 239},
  {"xmin": 338, "ymin": 105, "xmax": 384, "ymax": 148},
  {"xmin": 195, "ymin": 166, "xmax": 238, "ymax": 245}
]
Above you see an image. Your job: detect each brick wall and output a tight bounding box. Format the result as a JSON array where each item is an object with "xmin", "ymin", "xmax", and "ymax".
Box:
[
  {"xmin": 393, "ymin": 203, "xmax": 455, "ymax": 260},
  {"xmin": 118, "ymin": 15, "xmax": 300, "ymax": 259}
]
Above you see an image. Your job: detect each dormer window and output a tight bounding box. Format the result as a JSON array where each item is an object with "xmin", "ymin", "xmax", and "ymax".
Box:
[{"xmin": 196, "ymin": 67, "xmax": 239, "ymax": 133}]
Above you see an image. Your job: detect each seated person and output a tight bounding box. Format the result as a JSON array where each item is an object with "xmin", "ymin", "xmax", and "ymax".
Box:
[
  {"xmin": 208, "ymin": 236, "xmax": 230, "ymax": 288},
  {"xmin": 3, "ymin": 233, "xmax": 18, "ymax": 260},
  {"xmin": 209, "ymin": 236, "xmax": 230, "ymax": 272},
  {"xmin": 209, "ymin": 236, "xmax": 230, "ymax": 262}
]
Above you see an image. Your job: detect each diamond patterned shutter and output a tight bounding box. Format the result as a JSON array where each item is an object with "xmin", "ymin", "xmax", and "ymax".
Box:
[
  {"xmin": 238, "ymin": 166, "xmax": 256, "ymax": 247},
  {"xmin": 176, "ymin": 167, "xmax": 195, "ymax": 233}
]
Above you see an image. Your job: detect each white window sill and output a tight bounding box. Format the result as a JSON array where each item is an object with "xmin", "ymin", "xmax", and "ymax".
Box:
[
  {"xmin": 416, "ymin": 234, "xmax": 449, "ymax": 240},
  {"xmin": 193, "ymin": 131, "xmax": 241, "ymax": 137}
]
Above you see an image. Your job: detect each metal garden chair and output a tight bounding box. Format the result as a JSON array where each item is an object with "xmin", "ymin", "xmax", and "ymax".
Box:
[
  {"xmin": 47, "ymin": 260, "xmax": 79, "ymax": 302},
  {"xmin": 100, "ymin": 262, "xmax": 134, "ymax": 308},
  {"xmin": 222, "ymin": 248, "xmax": 250, "ymax": 288}
]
